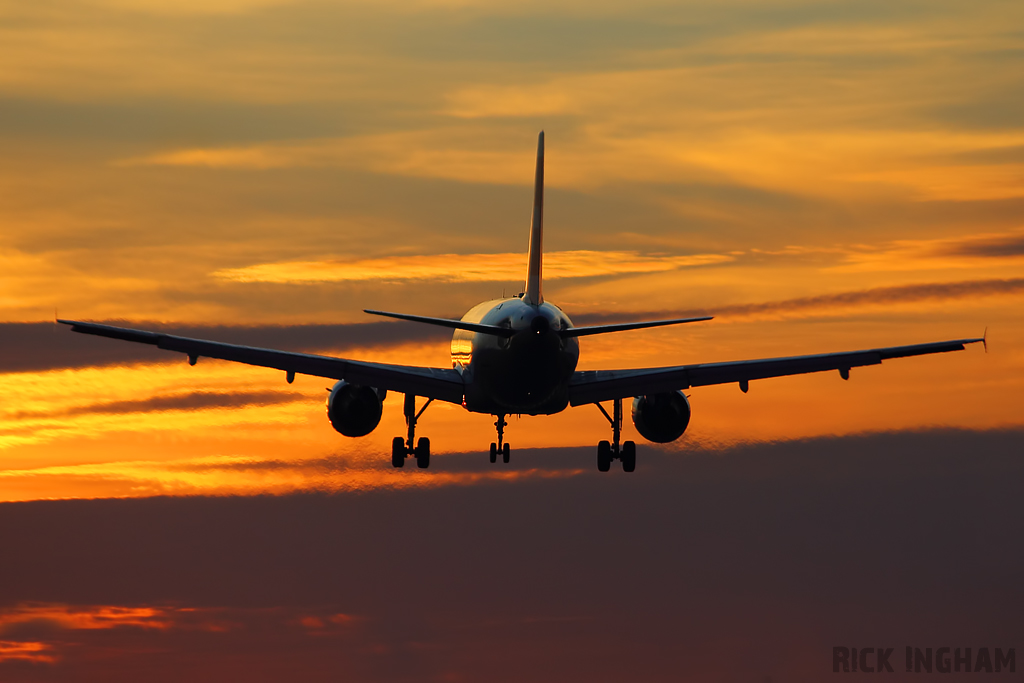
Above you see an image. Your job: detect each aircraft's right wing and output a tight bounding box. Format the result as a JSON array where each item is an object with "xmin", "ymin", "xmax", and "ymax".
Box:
[
  {"xmin": 59, "ymin": 320, "xmax": 465, "ymax": 404},
  {"xmin": 568, "ymin": 337, "xmax": 984, "ymax": 406}
]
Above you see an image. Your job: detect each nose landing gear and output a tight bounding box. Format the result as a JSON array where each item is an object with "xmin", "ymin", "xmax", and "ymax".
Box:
[
  {"xmin": 392, "ymin": 393, "xmax": 432, "ymax": 469},
  {"xmin": 489, "ymin": 414, "xmax": 510, "ymax": 463},
  {"xmin": 595, "ymin": 398, "xmax": 636, "ymax": 472}
]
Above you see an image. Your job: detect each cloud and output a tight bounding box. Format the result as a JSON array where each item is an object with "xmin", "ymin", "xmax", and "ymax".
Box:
[
  {"xmin": 123, "ymin": 125, "xmax": 1024, "ymax": 203},
  {"xmin": 213, "ymin": 251, "xmax": 733, "ymax": 285},
  {"xmin": 10, "ymin": 390, "xmax": 303, "ymax": 421},
  {"xmin": 92, "ymin": 0, "xmax": 303, "ymax": 16},
  {"xmin": 0, "ymin": 640, "xmax": 55, "ymax": 664},
  {"xmin": 940, "ymin": 233, "xmax": 1024, "ymax": 258},
  {"xmin": 121, "ymin": 130, "xmax": 714, "ymax": 190},
  {"xmin": 0, "ymin": 601, "xmax": 362, "ymax": 668},
  {"xmin": 0, "ymin": 356, "xmax": 330, "ymax": 455},
  {"xmin": 0, "ymin": 428, "xmax": 1022, "ymax": 681},
  {"xmin": 0, "ymin": 604, "xmax": 173, "ymax": 633},
  {"xmin": 825, "ymin": 230, "xmax": 1024, "ymax": 273},
  {"xmin": 1, "ymin": 271, "xmax": 1012, "ymax": 380},
  {"xmin": 211, "ymin": 230, "xmax": 1024, "ymax": 290},
  {"xmin": 0, "ymin": 321, "xmax": 448, "ymax": 374},
  {"xmin": 718, "ymin": 276, "xmax": 1024, "ymax": 317},
  {"xmin": 0, "ymin": 451, "xmax": 587, "ymax": 499},
  {"xmin": 573, "ymin": 276, "xmax": 1024, "ymax": 324}
]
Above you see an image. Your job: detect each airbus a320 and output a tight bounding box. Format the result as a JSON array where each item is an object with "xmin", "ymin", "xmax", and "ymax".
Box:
[{"xmin": 61, "ymin": 133, "xmax": 984, "ymax": 472}]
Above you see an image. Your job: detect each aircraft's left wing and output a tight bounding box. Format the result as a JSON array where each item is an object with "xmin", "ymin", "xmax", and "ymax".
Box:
[
  {"xmin": 568, "ymin": 337, "xmax": 984, "ymax": 406},
  {"xmin": 59, "ymin": 320, "xmax": 465, "ymax": 404}
]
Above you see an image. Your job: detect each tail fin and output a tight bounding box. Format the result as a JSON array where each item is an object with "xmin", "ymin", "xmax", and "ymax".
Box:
[{"xmin": 524, "ymin": 131, "xmax": 544, "ymax": 305}]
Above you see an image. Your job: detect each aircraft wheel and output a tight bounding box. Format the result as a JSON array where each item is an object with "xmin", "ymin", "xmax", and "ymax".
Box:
[
  {"xmin": 415, "ymin": 437, "xmax": 430, "ymax": 469},
  {"xmin": 621, "ymin": 441, "xmax": 636, "ymax": 472},
  {"xmin": 597, "ymin": 440, "xmax": 611, "ymax": 472},
  {"xmin": 489, "ymin": 443, "xmax": 497, "ymax": 463},
  {"xmin": 392, "ymin": 436, "xmax": 405, "ymax": 468},
  {"xmin": 502, "ymin": 443, "xmax": 510, "ymax": 463}
]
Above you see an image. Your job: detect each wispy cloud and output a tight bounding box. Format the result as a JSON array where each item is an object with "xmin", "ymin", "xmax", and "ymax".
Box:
[
  {"xmin": 9, "ymin": 390, "xmax": 302, "ymax": 421},
  {"xmin": 122, "ymin": 125, "xmax": 1024, "ymax": 202},
  {"xmin": 0, "ymin": 604, "xmax": 173, "ymax": 633},
  {"xmin": 93, "ymin": 0, "xmax": 303, "ymax": 16},
  {"xmin": 0, "ymin": 361, "xmax": 317, "ymax": 452},
  {"xmin": 118, "ymin": 131, "xmax": 673, "ymax": 189},
  {"xmin": 0, "ymin": 322, "xmax": 449, "ymax": 374},
  {"xmin": 577, "ymin": 277, "xmax": 1024, "ymax": 324},
  {"xmin": 213, "ymin": 250, "xmax": 733, "ymax": 284},
  {"xmin": 828, "ymin": 230, "xmax": 1024, "ymax": 272},
  {"xmin": 0, "ymin": 640, "xmax": 55, "ymax": 664},
  {"xmin": 725, "ymin": 276, "xmax": 1024, "ymax": 318},
  {"xmin": 0, "ymin": 452, "xmax": 587, "ymax": 499},
  {"xmin": 0, "ymin": 602, "xmax": 359, "ymax": 666},
  {"xmin": 939, "ymin": 232, "xmax": 1024, "ymax": 258}
]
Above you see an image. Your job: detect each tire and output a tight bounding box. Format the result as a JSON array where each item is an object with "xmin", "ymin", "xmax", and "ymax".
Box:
[
  {"xmin": 621, "ymin": 441, "xmax": 636, "ymax": 472},
  {"xmin": 392, "ymin": 436, "xmax": 405, "ymax": 468},
  {"xmin": 489, "ymin": 442, "xmax": 497, "ymax": 463},
  {"xmin": 597, "ymin": 440, "xmax": 611, "ymax": 472},
  {"xmin": 502, "ymin": 443, "xmax": 510, "ymax": 463},
  {"xmin": 416, "ymin": 437, "xmax": 430, "ymax": 469}
]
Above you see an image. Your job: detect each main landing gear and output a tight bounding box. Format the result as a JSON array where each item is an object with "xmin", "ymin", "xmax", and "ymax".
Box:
[
  {"xmin": 392, "ymin": 393, "xmax": 432, "ymax": 469},
  {"xmin": 594, "ymin": 398, "xmax": 636, "ymax": 473},
  {"xmin": 489, "ymin": 414, "xmax": 510, "ymax": 464}
]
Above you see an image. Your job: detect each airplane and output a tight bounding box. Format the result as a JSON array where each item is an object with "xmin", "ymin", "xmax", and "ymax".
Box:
[{"xmin": 59, "ymin": 132, "xmax": 985, "ymax": 472}]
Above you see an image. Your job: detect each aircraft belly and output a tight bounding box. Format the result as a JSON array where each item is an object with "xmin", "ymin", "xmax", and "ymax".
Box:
[{"xmin": 463, "ymin": 347, "xmax": 570, "ymax": 415}]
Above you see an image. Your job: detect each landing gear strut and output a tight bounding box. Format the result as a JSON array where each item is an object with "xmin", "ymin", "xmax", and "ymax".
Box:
[
  {"xmin": 392, "ymin": 393, "xmax": 432, "ymax": 469},
  {"xmin": 489, "ymin": 414, "xmax": 510, "ymax": 464},
  {"xmin": 595, "ymin": 398, "xmax": 635, "ymax": 472}
]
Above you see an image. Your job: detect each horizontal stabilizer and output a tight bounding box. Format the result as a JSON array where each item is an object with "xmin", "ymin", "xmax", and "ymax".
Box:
[
  {"xmin": 561, "ymin": 316, "xmax": 713, "ymax": 338},
  {"xmin": 364, "ymin": 310, "xmax": 516, "ymax": 337}
]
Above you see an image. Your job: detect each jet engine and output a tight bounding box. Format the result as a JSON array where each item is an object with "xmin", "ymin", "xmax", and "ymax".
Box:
[
  {"xmin": 631, "ymin": 391, "xmax": 691, "ymax": 443},
  {"xmin": 326, "ymin": 381, "xmax": 385, "ymax": 437}
]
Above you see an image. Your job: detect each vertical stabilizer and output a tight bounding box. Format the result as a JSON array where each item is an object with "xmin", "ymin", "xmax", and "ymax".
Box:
[{"xmin": 524, "ymin": 131, "xmax": 544, "ymax": 305}]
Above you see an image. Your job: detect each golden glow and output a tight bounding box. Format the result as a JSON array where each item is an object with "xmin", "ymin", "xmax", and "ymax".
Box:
[
  {"xmin": 0, "ymin": 604, "xmax": 172, "ymax": 631},
  {"xmin": 214, "ymin": 251, "xmax": 733, "ymax": 284},
  {"xmin": 0, "ymin": 641, "xmax": 56, "ymax": 664}
]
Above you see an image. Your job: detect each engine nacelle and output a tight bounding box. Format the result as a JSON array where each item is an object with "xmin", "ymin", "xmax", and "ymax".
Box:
[
  {"xmin": 631, "ymin": 391, "xmax": 691, "ymax": 443},
  {"xmin": 326, "ymin": 381, "xmax": 385, "ymax": 437}
]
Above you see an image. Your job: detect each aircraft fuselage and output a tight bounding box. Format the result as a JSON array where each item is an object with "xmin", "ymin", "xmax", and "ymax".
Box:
[{"xmin": 453, "ymin": 297, "xmax": 579, "ymax": 415}]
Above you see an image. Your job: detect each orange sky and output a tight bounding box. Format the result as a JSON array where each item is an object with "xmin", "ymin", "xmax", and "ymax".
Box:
[
  {"xmin": 4, "ymin": 5, "xmax": 1024, "ymax": 680},
  {"xmin": 1, "ymin": 0, "xmax": 1022, "ymax": 502}
]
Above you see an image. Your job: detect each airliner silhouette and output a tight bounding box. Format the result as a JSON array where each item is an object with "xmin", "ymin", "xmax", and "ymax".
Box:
[{"xmin": 60, "ymin": 133, "xmax": 984, "ymax": 472}]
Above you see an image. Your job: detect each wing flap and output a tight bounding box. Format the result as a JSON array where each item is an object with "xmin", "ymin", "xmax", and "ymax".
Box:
[
  {"xmin": 60, "ymin": 320, "xmax": 465, "ymax": 404},
  {"xmin": 569, "ymin": 337, "xmax": 981, "ymax": 406}
]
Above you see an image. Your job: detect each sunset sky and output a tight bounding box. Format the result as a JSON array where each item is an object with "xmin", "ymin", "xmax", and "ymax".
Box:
[{"xmin": 1, "ymin": 0, "xmax": 1023, "ymax": 679}]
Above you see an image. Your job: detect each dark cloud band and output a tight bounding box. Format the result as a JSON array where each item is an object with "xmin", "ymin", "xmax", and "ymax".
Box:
[
  {"xmin": 574, "ymin": 276, "xmax": 1024, "ymax": 324},
  {"xmin": 0, "ymin": 321, "xmax": 449, "ymax": 374},
  {"xmin": 1, "ymin": 276, "xmax": 1017, "ymax": 375},
  {"xmin": 0, "ymin": 428, "xmax": 1021, "ymax": 681}
]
